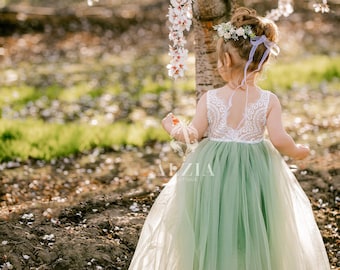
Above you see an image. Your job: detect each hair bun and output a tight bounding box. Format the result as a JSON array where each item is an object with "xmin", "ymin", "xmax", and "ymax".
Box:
[
  {"xmin": 215, "ymin": 6, "xmax": 279, "ymax": 74},
  {"xmin": 231, "ymin": 7, "xmax": 259, "ymax": 28},
  {"xmin": 233, "ymin": 7, "xmax": 257, "ymax": 17},
  {"xmin": 230, "ymin": 7, "xmax": 278, "ymax": 43}
]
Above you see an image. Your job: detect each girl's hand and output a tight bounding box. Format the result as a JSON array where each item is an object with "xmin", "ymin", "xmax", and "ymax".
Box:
[
  {"xmin": 162, "ymin": 113, "xmax": 179, "ymax": 134},
  {"xmin": 294, "ymin": 144, "xmax": 310, "ymax": 160}
]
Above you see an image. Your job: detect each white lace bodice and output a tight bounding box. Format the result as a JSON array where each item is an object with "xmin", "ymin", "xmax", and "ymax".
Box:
[{"xmin": 207, "ymin": 89, "xmax": 270, "ymax": 143}]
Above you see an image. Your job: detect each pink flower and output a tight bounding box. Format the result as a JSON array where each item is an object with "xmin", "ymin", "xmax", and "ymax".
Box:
[
  {"xmin": 167, "ymin": 47, "xmax": 188, "ymax": 79},
  {"xmin": 265, "ymin": 0, "xmax": 294, "ymax": 21},
  {"xmin": 167, "ymin": 0, "xmax": 193, "ymax": 79}
]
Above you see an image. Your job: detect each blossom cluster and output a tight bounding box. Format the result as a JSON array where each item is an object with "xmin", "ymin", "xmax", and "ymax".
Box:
[
  {"xmin": 167, "ymin": 0, "xmax": 193, "ymax": 79},
  {"xmin": 213, "ymin": 22, "xmax": 255, "ymax": 41},
  {"xmin": 265, "ymin": 0, "xmax": 294, "ymax": 21},
  {"xmin": 313, "ymin": 0, "xmax": 330, "ymax": 13}
]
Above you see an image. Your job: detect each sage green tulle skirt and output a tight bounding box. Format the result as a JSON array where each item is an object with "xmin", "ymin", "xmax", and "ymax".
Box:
[{"xmin": 129, "ymin": 139, "xmax": 330, "ymax": 270}]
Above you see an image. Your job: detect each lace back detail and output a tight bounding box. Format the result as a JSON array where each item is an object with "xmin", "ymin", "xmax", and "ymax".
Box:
[{"xmin": 207, "ymin": 89, "xmax": 270, "ymax": 143}]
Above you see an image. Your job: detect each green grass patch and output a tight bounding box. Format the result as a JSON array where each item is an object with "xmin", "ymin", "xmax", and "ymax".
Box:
[
  {"xmin": 0, "ymin": 119, "xmax": 169, "ymax": 162},
  {"xmin": 57, "ymin": 83, "xmax": 95, "ymax": 102},
  {"xmin": 259, "ymin": 55, "xmax": 340, "ymax": 91},
  {"xmin": 0, "ymin": 85, "xmax": 43, "ymax": 109},
  {"xmin": 2, "ymin": 55, "xmax": 338, "ymax": 107},
  {"xmin": 0, "ymin": 54, "xmax": 339, "ymax": 162},
  {"xmin": 140, "ymin": 76, "xmax": 171, "ymax": 94}
]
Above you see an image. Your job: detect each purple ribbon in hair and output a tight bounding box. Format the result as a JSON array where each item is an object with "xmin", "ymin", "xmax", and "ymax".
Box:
[
  {"xmin": 235, "ymin": 35, "xmax": 280, "ymax": 129},
  {"xmin": 241, "ymin": 35, "xmax": 280, "ymax": 86}
]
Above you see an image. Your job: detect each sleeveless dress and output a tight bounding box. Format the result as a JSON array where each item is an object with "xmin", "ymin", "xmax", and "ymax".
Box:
[{"xmin": 128, "ymin": 89, "xmax": 330, "ymax": 270}]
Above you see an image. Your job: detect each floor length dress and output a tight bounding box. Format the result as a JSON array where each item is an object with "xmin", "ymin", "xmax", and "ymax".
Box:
[{"xmin": 128, "ymin": 89, "xmax": 330, "ymax": 270}]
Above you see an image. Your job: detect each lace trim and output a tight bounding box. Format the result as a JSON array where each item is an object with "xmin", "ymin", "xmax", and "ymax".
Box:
[
  {"xmin": 209, "ymin": 137, "xmax": 264, "ymax": 144},
  {"xmin": 207, "ymin": 89, "xmax": 270, "ymax": 142}
]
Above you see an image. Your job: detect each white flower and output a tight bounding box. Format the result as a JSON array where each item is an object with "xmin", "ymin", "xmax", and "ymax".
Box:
[
  {"xmin": 223, "ymin": 22, "xmax": 233, "ymax": 30},
  {"xmin": 87, "ymin": 0, "xmax": 99, "ymax": 6},
  {"xmin": 313, "ymin": 2, "xmax": 330, "ymax": 13},
  {"xmin": 167, "ymin": 0, "xmax": 193, "ymax": 79},
  {"xmin": 168, "ymin": 5, "xmax": 192, "ymax": 32},
  {"xmin": 278, "ymin": 2, "xmax": 294, "ymax": 17},
  {"xmin": 1, "ymin": 262, "xmax": 13, "ymax": 269},
  {"xmin": 168, "ymin": 7, "xmax": 180, "ymax": 24},
  {"xmin": 42, "ymin": 234, "xmax": 55, "ymax": 241},
  {"xmin": 235, "ymin": 27, "xmax": 245, "ymax": 37},
  {"xmin": 265, "ymin": 0, "xmax": 294, "ymax": 21},
  {"xmin": 223, "ymin": 32, "xmax": 231, "ymax": 40},
  {"xmin": 170, "ymin": 35, "xmax": 186, "ymax": 47},
  {"xmin": 167, "ymin": 47, "xmax": 188, "ymax": 79},
  {"xmin": 215, "ymin": 22, "xmax": 256, "ymax": 41},
  {"xmin": 169, "ymin": 29, "xmax": 184, "ymax": 41},
  {"xmin": 129, "ymin": 202, "xmax": 140, "ymax": 212}
]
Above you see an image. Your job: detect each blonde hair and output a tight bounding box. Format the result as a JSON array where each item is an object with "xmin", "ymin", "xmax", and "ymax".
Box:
[{"xmin": 216, "ymin": 7, "xmax": 279, "ymax": 73}]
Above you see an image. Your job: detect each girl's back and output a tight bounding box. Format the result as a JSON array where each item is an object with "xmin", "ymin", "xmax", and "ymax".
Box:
[{"xmin": 207, "ymin": 86, "xmax": 270, "ymax": 143}]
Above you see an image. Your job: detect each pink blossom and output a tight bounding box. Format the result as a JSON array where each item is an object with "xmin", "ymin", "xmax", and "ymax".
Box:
[
  {"xmin": 265, "ymin": 0, "xmax": 294, "ymax": 21},
  {"xmin": 167, "ymin": 0, "xmax": 193, "ymax": 79}
]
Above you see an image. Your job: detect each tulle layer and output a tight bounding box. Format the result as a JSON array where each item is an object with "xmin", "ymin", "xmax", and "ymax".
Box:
[{"xmin": 129, "ymin": 139, "xmax": 330, "ymax": 270}]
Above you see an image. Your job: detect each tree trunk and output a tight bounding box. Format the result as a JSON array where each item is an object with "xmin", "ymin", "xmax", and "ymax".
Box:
[{"xmin": 193, "ymin": 0, "xmax": 231, "ymax": 100}]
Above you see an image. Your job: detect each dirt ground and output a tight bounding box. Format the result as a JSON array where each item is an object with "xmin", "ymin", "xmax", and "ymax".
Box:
[
  {"xmin": 0, "ymin": 0, "xmax": 339, "ymax": 269},
  {"xmin": 0, "ymin": 145, "xmax": 339, "ymax": 269}
]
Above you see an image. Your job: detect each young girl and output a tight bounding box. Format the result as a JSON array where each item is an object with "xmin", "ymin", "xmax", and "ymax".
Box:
[{"xmin": 129, "ymin": 7, "xmax": 330, "ymax": 270}]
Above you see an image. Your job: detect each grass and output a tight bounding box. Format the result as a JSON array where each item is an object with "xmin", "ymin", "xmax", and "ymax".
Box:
[
  {"xmin": 0, "ymin": 119, "xmax": 169, "ymax": 162},
  {"xmin": 259, "ymin": 55, "xmax": 340, "ymax": 91},
  {"xmin": 0, "ymin": 54, "xmax": 339, "ymax": 162},
  {"xmin": 1, "ymin": 54, "xmax": 339, "ymax": 108}
]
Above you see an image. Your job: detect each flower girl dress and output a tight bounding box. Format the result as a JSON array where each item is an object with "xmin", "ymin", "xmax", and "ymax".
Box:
[{"xmin": 128, "ymin": 88, "xmax": 330, "ymax": 270}]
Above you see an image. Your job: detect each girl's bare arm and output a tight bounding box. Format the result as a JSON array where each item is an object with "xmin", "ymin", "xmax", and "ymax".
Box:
[
  {"xmin": 266, "ymin": 93, "xmax": 309, "ymax": 160},
  {"xmin": 162, "ymin": 93, "xmax": 209, "ymax": 143}
]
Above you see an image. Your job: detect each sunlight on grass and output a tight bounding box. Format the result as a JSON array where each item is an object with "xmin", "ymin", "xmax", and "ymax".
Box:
[
  {"xmin": 141, "ymin": 76, "xmax": 171, "ymax": 94},
  {"xmin": 0, "ymin": 54, "xmax": 339, "ymax": 162},
  {"xmin": 0, "ymin": 85, "xmax": 40, "ymax": 108},
  {"xmin": 259, "ymin": 55, "xmax": 340, "ymax": 91},
  {"xmin": 0, "ymin": 119, "xmax": 169, "ymax": 162},
  {"xmin": 1, "ymin": 55, "xmax": 338, "ymax": 107},
  {"xmin": 58, "ymin": 83, "xmax": 99, "ymax": 102}
]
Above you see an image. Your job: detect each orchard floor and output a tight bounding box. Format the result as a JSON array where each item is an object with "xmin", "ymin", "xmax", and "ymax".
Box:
[
  {"xmin": 0, "ymin": 143, "xmax": 339, "ymax": 269},
  {"xmin": 0, "ymin": 144, "xmax": 340, "ymax": 269}
]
